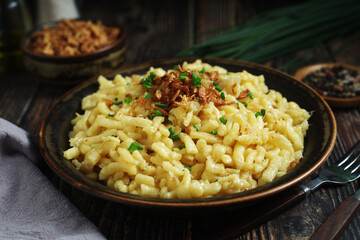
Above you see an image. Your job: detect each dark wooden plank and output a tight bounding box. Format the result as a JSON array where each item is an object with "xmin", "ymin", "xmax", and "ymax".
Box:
[{"xmin": 0, "ymin": 71, "xmax": 39, "ymax": 125}]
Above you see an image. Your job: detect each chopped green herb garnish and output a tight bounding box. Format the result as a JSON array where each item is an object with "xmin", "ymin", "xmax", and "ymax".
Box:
[
  {"xmin": 173, "ymin": 65, "xmax": 179, "ymax": 71},
  {"xmin": 128, "ymin": 143, "xmax": 137, "ymax": 153},
  {"xmin": 184, "ymin": 166, "xmax": 192, "ymax": 172},
  {"xmin": 219, "ymin": 117, "xmax": 227, "ymax": 124},
  {"xmin": 179, "ymin": 145, "xmax": 186, "ymax": 149},
  {"xmin": 255, "ymin": 109, "xmax": 266, "ymax": 118},
  {"xmin": 135, "ymin": 97, "xmax": 139, "ymax": 100},
  {"xmin": 214, "ymin": 179, "xmax": 218, "ymax": 183},
  {"xmin": 193, "ymin": 124, "xmax": 200, "ymax": 131},
  {"xmin": 215, "ymin": 86, "xmax": 223, "ymax": 92},
  {"xmin": 149, "ymin": 72, "xmax": 156, "ymax": 79},
  {"xmin": 211, "ymin": 130, "xmax": 218, "ymax": 135},
  {"xmin": 112, "ymin": 101, "xmax": 123, "ymax": 105},
  {"xmin": 248, "ymin": 91, "xmax": 254, "ymax": 99},
  {"xmin": 192, "ymin": 72, "xmax": 202, "ymax": 88},
  {"xmin": 145, "ymin": 92, "xmax": 151, "ymax": 100},
  {"xmin": 142, "ymin": 77, "xmax": 152, "ymax": 89},
  {"xmin": 171, "ymin": 134, "xmax": 180, "ymax": 141},
  {"xmin": 108, "ymin": 113, "xmax": 114, "ymax": 117},
  {"xmin": 179, "ymin": 72, "xmax": 189, "ymax": 80},
  {"xmin": 155, "ymin": 103, "xmax": 167, "ymax": 108},
  {"xmin": 152, "ymin": 110, "xmax": 162, "ymax": 116},
  {"xmin": 199, "ymin": 67, "xmax": 206, "ymax": 73},
  {"xmin": 147, "ymin": 114, "xmax": 154, "ymax": 120},
  {"xmin": 168, "ymin": 127, "xmax": 175, "ymax": 135},
  {"xmin": 142, "ymin": 72, "xmax": 156, "ymax": 89},
  {"xmin": 195, "ymin": 97, "xmax": 200, "ymax": 102},
  {"xmin": 128, "ymin": 141, "xmax": 143, "ymax": 153},
  {"xmin": 115, "ymin": 97, "xmax": 118, "ymax": 101},
  {"xmin": 126, "ymin": 83, "xmax": 130, "ymax": 86},
  {"xmin": 242, "ymin": 102, "xmax": 248, "ymax": 108},
  {"xmin": 221, "ymin": 92, "xmax": 225, "ymax": 100},
  {"xmin": 213, "ymin": 81, "xmax": 219, "ymax": 86},
  {"xmin": 124, "ymin": 97, "xmax": 131, "ymax": 104}
]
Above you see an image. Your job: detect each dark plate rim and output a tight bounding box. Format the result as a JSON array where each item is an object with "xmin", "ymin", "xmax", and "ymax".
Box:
[{"xmin": 39, "ymin": 57, "xmax": 337, "ymax": 208}]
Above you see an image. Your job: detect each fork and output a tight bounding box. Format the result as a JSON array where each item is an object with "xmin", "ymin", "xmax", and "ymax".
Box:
[{"xmin": 200, "ymin": 140, "xmax": 360, "ymax": 240}]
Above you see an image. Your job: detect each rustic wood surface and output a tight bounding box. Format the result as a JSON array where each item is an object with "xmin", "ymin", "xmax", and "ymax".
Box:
[{"xmin": 1, "ymin": 1, "xmax": 360, "ymax": 239}]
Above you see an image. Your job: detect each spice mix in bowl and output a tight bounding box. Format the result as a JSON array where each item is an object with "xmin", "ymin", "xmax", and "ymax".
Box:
[{"xmin": 294, "ymin": 63, "xmax": 360, "ymax": 108}]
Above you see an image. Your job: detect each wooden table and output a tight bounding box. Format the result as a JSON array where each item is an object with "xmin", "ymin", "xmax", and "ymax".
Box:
[{"xmin": 1, "ymin": 1, "xmax": 360, "ymax": 239}]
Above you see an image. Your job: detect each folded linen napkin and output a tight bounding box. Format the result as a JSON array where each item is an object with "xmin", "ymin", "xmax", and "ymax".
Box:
[{"xmin": 0, "ymin": 118, "xmax": 105, "ymax": 240}]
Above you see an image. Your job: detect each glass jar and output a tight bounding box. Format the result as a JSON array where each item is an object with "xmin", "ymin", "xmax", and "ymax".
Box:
[{"xmin": 0, "ymin": 0, "xmax": 32, "ymax": 72}]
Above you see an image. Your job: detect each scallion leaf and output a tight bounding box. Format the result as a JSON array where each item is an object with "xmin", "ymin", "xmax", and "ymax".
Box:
[
  {"xmin": 145, "ymin": 92, "xmax": 151, "ymax": 100},
  {"xmin": 255, "ymin": 108, "xmax": 266, "ymax": 117},
  {"xmin": 153, "ymin": 110, "xmax": 162, "ymax": 116},
  {"xmin": 128, "ymin": 143, "xmax": 137, "ymax": 153},
  {"xmin": 112, "ymin": 101, "xmax": 123, "ymax": 105},
  {"xmin": 179, "ymin": 145, "xmax": 186, "ymax": 149},
  {"xmin": 184, "ymin": 166, "xmax": 192, "ymax": 172},
  {"xmin": 211, "ymin": 130, "xmax": 217, "ymax": 135},
  {"xmin": 124, "ymin": 97, "xmax": 131, "ymax": 103},
  {"xmin": 248, "ymin": 92, "xmax": 254, "ymax": 99},
  {"xmin": 171, "ymin": 134, "xmax": 180, "ymax": 141},
  {"xmin": 192, "ymin": 72, "xmax": 202, "ymax": 88},
  {"xmin": 215, "ymin": 86, "xmax": 223, "ymax": 92},
  {"xmin": 193, "ymin": 125, "xmax": 200, "ymax": 131},
  {"xmin": 199, "ymin": 67, "xmax": 206, "ymax": 73},
  {"xmin": 179, "ymin": 72, "xmax": 189, "ymax": 80},
  {"xmin": 108, "ymin": 113, "xmax": 114, "ymax": 117},
  {"xmin": 155, "ymin": 103, "xmax": 167, "ymax": 108},
  {"xmin": 128, "ymin": 141, "xmax": 143, "ymax": 153},
  {"xmin": 221, "ymin": 92, "xmax": 225, "ymax": 100},
  {"xmin": 242, "ymin": 102, "xmax": 248, "ymax": 108},
  {"xmin": 219, "ymin": 117, "xmax": 227, "ymax": 124},
  {"xmin": 168, "ymin": 127, "xmax": 175, "ymax": 135}
]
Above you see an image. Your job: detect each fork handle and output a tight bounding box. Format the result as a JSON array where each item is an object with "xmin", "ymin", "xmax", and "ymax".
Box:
[
  {"xmin": 198, "ymin": 185, "xmax": 306, "ymax": 240},
  {"xmin": 310, "ymin": 196, "xmax": 360, "ymax": 240}
]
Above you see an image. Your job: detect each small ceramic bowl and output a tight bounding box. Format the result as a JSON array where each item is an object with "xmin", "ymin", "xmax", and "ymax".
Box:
[
  {"xmin": 294, "ymin": 63, "xmax": 360, "ymax": 109},
  {"xmin": 21, "ymin": 19, "xmax": 126, "ymax": 85}
]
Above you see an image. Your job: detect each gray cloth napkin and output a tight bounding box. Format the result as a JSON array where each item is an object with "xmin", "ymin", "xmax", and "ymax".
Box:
[{"xmin": 0, "ymin": 118, "xmax": 106, "ymax": 240}]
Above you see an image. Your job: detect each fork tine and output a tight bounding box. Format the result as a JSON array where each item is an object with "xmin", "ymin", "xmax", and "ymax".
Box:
[
  {"xmin": 338, "ymin": 141, "xmax": 360, "ymax": 167},
  {"xmin": 350, "ymin": 152, "xmax": 360, "ymax": 174}
]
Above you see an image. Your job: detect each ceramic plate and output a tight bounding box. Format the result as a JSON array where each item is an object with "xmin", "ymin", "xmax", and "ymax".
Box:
[{"xmin": 39, "ymin": 58, "xmax": 337, "ymax": 210}]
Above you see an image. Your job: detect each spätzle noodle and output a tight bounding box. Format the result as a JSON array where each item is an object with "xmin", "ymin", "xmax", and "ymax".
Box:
[{"xmin": 64, "ymin": 60, "xmax": 310, "ymax": 199}]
